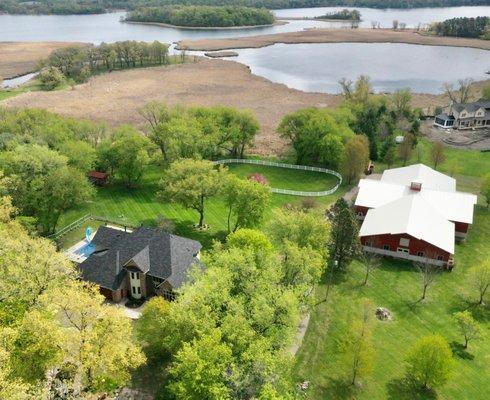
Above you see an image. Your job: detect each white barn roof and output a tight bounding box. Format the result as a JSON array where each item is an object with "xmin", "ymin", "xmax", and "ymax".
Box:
[
  {"xmin": 381, "ymin": 164, "xmax": 456, "ymax": 192},
  {"xmin": 359, "ymin": 196, "xmax": 455, "ymax": 254},
  {"xmin": 355, "ymin": 179, "xmax": 477, "ymax": 224}
]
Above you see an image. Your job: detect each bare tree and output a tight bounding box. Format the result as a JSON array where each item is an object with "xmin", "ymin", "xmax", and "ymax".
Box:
[
  {"xmin": 392, "ymin": 20, "xmax": 399, "ymax": 30},
  {"xmin": 416, "ymin": 258, "xmax": 441, "ymax": 301},
  {"xmin": 399, "ymin": 22, "xmax": 407, "ymax": 30},
  {"xmin": 444, "ymin": 78, "xmax": 474, "ymax": 104},
  {"xmin": 430, "ymin": 141, "xmax": 446, "ymax": 170},
  {"xmin": 361, "ymin": 251, "xmax": 381, "ymax": 285},
  {"xmin": 339, "ymin": 77, "xmax": 353, "ymax": 99},
  {"xmin": 398, "ymin": 133, "xmax": 414, "ymax": 166},
  {"xmin": 371, "ymin": 21, "xmax": 378, "ymax": 29}
]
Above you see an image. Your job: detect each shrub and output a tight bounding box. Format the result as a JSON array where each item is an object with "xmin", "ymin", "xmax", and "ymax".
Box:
[
  {"xmin": 39, "ymin": 66, "xmax": 64, "ymax": 90},
  {"xmin": 248, "ymin": 173, "xmax": 269, "ymax": 186}
]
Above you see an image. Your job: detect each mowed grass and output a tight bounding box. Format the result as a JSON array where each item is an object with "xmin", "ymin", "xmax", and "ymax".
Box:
[
  {"xmin": 59, "ymin": 163, "xmax": 344, "ymax": 249},
  {"xmin": 294, "ymin": 206, "xmax": 490, "ymax": 400}
]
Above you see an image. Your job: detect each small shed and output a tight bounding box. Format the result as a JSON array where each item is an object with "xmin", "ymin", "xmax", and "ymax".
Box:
[{"xmin": 88, "ymin": 171, "xmax": 109, "ymax": 186}]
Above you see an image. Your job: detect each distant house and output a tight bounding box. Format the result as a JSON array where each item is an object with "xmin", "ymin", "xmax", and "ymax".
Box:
[
  {"xmin": 88, "ymin": 171, "xmax": 109, "ymax": 186},
  {"xmin": 78, "ymin": 226, "xmax": 202, "ymax": 302},
  {"xmin": 434, "ymin": 100, "xmax": 490, "ymax": 129},
  {"xmin": 354, "ymin": 164, "xmax": 477, "ymax": 268}
]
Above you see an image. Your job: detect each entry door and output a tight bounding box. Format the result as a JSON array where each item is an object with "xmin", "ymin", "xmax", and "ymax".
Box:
[{"xmin": 129, "ymin": 271, "xmax": 141, "ymax": 299}]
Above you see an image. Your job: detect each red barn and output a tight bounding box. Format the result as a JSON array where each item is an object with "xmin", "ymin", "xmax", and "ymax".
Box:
[{"xmin": 354, "ymin": 164, "xmax": 477, "ymax": 268}]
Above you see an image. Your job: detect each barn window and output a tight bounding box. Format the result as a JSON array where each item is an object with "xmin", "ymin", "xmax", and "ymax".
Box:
[
  {"xmin": 383, "ymin": 245, "xmax": 390, "ymax": 250},
  {"xmin": 437, "ymin": 255, "xmax": 443, "ymax": 261},
  {"xmin": 417, "ymin": 251, "xmax": 424, "ymax": 257},
  {"xmin": 399, "ymin": 238, "xmax": 410, "ymax": 247}
]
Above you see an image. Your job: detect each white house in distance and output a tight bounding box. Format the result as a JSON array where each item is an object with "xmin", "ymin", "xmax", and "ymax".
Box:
[
  {"xmin": 434, "ymin": 100, "xmax": 490, "ymax": 129},
  {"xmin": 354, "ymin": 164, "xmax": 477, "ymax": 268}
]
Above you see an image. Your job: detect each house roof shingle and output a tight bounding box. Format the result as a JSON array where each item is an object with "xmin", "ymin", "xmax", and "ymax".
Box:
[{"xmin": 78, "ymin": 227, "xmax": 201, "ymax": 291}]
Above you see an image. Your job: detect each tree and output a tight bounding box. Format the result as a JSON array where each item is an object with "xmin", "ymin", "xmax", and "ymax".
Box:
[
  {"xmin": 39, "ymin": 66, "xmax": 64, "ymax": 90},
  {"xmin": 444, "ymin": 78, "xmax": 474, "ymax": 104},
  {"xmin": 398, "ymin": 133, "xmax": 414, "ymax": 166},
  {"xmin": 391, "ymin": 88, "xmax": 412, "ymax": 119},
  {"xmin": 481, "ymin": 174, "xmax": 490, "ymax": 209},
  {"xmin": 453, "ymin": 311, "xmax": 481, "ymax": 349},
  {"xmin": 361, "ymin": 251, "xmax": 381, "ymax": 285},
  {"xmin": 405, "ymin": 335, "xmax": 454, "ymax": 389},
  {"xmin": 158, "ymin": 159, "xmax": 225, "ymax": 228},
  {"xmin": 482, "ymin": 82, "xmax": 490, "ymax": 100},
  {"xmin": 342, "ymin": 135, "xmax": 369, "ymax": 185},
  {"xmin": 167, "ymin": 330, "xmax": 233, "ymax": 400},
  {"xmin": 39, "ymin": 166, "xmax": 95, "ymax": 234},
  {"xmin": 467, "ymin": 261, "xmax": 490, "ymax": 305},
  {"xmin": 341, "ymin": 299, "xmax": 374, "ymax": 386},
  {"xmin": 227, "ymin": 228, "xmax": 273, "ymax": 256},
  {"xmin": 58, "ymin": 140, "xmax": 96, "ymax": 173},
  {"xmin": 222, "ymin": 175, "xmax": 271, "ymax": 232},
  {"xmin": 430, "ymin": 141, "xmax": 446, "ymax": 170},
  {"xmin": 107, "ymin": 125, "xmax": 151, "ymax": 187},
  {"xmin": 327, "ymin": 198, "xmax": 360, "ymax": 271},
  {"xmin": 416, "ymin": 259, "xmax": 440, "ymax": 301},
  {"xmin": 382, "ymin": 139, "xmax": 397, "ymax": 168}
]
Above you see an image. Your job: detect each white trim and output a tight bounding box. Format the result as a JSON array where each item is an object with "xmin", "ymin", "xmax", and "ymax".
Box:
[{"xmin": 364, "ymin": 246, "xmax": 447, "ymax": 267}]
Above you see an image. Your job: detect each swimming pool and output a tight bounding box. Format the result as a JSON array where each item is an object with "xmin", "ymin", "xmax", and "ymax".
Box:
[{"xmin": 74, "ymin": 243, "xmax": 96, "ymax": 258}]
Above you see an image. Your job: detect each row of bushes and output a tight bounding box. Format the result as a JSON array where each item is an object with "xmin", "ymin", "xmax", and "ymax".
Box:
[
  {"xmin": 315, "ymin": 8, "xmax": 361, "ymax": 20},
  {"xmin": 431, "ymin": 16, "xmax": 489, "ymax": 39},
  {"xmin": 126, "ymin": 5, "xmax": 275, "ymax": 27}
]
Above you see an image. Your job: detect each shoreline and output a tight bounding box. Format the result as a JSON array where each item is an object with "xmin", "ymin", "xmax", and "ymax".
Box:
[
  {"xmin": 176, "ymin": 28, "xmax": 490, "ymax": 51},
  {"xmin": 122, "ymin": 19, "xmax": 287, "ymax": 31}
]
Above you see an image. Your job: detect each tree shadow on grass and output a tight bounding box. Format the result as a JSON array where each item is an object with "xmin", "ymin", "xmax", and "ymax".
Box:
[
  {"xmin": 450, "ymin": 341, "xmax": 475, "ymax": 360},
  {"xmin": 172, "ymin": 219, "xmax": 227, "ymax": 249},
  {"xmin": 316, "ymin": 377, "xmax": 358, "ymax": 400},
  {"xmin": 386, "ymin": 377, "xmax": 438, "ymax": 400}
]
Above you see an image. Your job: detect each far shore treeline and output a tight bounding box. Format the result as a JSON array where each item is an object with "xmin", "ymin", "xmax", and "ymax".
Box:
[
  {"xmin": 1, "ymin": 0, "xmax": 489, "ymax": 15},
  {"xmin": 126, "ymin": 5, "xmax": 275, "ymax": 27},
  {"xmin": 431, "ymin": 16, "xmax": 489, "ymax": 39}
]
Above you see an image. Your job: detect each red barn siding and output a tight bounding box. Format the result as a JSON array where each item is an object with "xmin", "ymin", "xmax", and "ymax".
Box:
[
  {"xmin": 453, "ymin": 221, "xmax": 469, "ymax": 234},
  {"xmin": 360, "ymin": 233, "xmax": 451, "ymax": 262},
  {"xmin": 355, "ymin": 206, "xmax": 370, "ymax": 216}
]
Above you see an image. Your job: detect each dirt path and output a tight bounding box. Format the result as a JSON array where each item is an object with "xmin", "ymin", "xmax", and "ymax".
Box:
[
  {"xmin": 2, "ymin": 58, "xmax": 340, "ymax": 155},
  {"xmin": 0, "ymin": 42, "xmax": 87, "ymax": 79},
  {"xmin": 177, "ymin": 28, "xmax": 490, "ymax": 51}
]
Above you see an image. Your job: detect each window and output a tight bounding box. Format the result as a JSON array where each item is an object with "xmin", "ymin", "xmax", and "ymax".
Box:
[
  {"xmin": 397, "ymin": 247, "xmax": 409, "ymax": 254},
  {"xmin": 130, "ymin": 272, "xmax": 134, "ymax": 279},
  {"xmin": 437, "ymin": 255, "xmax": 443, "ymax": 261},
  {"xmin": 132, "ymin": 286, "xmax": 136, "ymax": 294},
  {"xmin": 383, "ymin": 245, "xmax": 390, "ymax": 251},
  {"xmin": 137, "ymin": 287, "xmax": 141, "ymax": 295},
  {"xmin": 399, "ymin": 238, "xmax": 410, "ymax": 247},
  {"xmin": 417, "ymin": 251, "xmax": 424, "ymax": 257},
  {"xmin": 135, "ymin": 272, "xmax": 139, "ymax": 279}
]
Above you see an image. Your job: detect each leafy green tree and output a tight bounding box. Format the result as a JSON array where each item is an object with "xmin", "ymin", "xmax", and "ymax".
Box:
[
  {"xmin": 158, "ymin": 159, "xmax": 225, "ymax": 227},
  {"xmin": 382, "ymin": 140, "xmax": 397, "ymax": 168},
  {"xmin": 106, "ymin": 125, "xmax": 151, "ymax": 187},
  {"xmin": 167, "ymin": 330, "xmax": 233, "ymax": 400},
  {"xmin": 453, "ymin": 311, "xmax": 481, "ymax": 349},
  {"xmin": 341, "ymin": 135, "xmax": 369, "ymax": 184},
  {"xmin": 327, "ymin": 198, "xmax": 360, "ymax": 271},
  {"xmin": 391, "ymin": 88, "xmax": 412, "ymax": 119},
  {"xmin": 278, "ymin": 107, "xmax": 354, "ymax": 165},
  {"xmin": 227, "ymin": 228, "xmax": 273, "ymax": 255},
  {"xmin": 58, "ymin": 139, "xmax": 96, "ymax": 173},
  {"xmin": 430, "ymin": 141, "xmax": 446, "ymax": 170},
  {"xmin": 39, "ymin": 66, "xmax": 64, "ymax": 90},
  {"xmin": 398, "ymin": 133, "xmax": 414, "ymax": 166},
  {"xmin": 281, "ymin": 241, "xmax": 324, "ymax": 291},
  {"xmin": 405, "ymin": 335, "xmax": 454, "ymax": 389},
  {"xmin": 222, "ymin": 175, "xmax": 271, "ymax": 232},
  {"xmin": 467, "ymin": 261, "xmax": 490, "ymax": 305},
  {"xmin": 39, "ymin": 166, "xmax": 94, "ymax": 234}
]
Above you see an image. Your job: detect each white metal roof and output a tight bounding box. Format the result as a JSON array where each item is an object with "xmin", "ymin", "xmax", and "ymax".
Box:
[
  {"xmin": 355, "ymin": 179, "xmax": 477, "ymax": 224},
  {"xmin": 381, "ymin": 164, "xmax": 456, "ymax": 192},
  {"xmin": 359, "ymin": 195, "xmax": 455, "ymax": 254}
]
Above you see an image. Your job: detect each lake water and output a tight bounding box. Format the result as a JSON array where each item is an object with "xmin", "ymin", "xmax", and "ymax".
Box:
[
  {"xmin": 0, "ymin": 7, "xmax": 489, "ymax": 43},
  {"xmin": 229, "ymin": 43, "xmax": 490, "ymax": 94},
  {"xmin": 274, "ymin": 6, "xmax": 490, "ymax": 28}
]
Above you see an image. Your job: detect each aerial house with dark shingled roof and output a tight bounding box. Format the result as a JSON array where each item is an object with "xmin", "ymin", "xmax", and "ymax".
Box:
[{"xmin": 77, "ymin": 226, "xmax": 202, "ymax": 302}]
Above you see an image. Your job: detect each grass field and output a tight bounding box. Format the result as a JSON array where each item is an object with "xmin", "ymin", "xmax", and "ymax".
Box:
[
  {"xmin": 58, "ymin": 163, "xmax": 344, "ymax": 249},
  {"xmin": 294, "ymin": 206, "xmax": 490, "ymax": 400}
]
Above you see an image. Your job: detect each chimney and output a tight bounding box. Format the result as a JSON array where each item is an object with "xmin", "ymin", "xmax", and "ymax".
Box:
[
  {"xmin": 116, "ymin": 250, "xmax": 120, "ymax": 274},
  {"xmin": 410, "ymin": 181, "xmax": 422, "ymax": 191}
]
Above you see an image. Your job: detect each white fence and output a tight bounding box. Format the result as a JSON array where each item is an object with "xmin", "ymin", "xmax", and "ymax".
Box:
[{"xmin": 214, "ymin": 159, "xmax": 342, "ymax": 197}]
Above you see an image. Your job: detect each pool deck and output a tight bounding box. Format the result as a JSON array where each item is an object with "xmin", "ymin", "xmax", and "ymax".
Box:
[{"xmin": 64, "ymin": 224, "xmax": 133, "ymax": 263}]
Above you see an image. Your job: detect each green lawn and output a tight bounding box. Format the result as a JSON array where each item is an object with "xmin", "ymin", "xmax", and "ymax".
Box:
[
  {"xmin": 294, "ymin": 206, "xmax": 490, "ymax": 400},
  {"xmin": 58, "ymin": 163, "xmax": 345, "ymax": 249}
]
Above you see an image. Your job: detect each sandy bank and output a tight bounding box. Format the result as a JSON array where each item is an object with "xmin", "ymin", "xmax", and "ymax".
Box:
[
  {"xmin": 176, "ymin": 28, "xmax": 490, "ymax": 51},
  {"xmin": 0, "ymin": 42, "xmax": 87, "ymax": 79}
]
